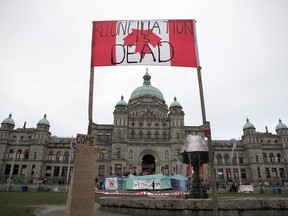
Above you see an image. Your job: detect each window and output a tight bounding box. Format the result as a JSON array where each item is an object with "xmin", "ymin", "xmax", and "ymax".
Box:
[
  {"xmin": 130, "ymin": 131, "xmax": 135, "ymax": 139},
  {"xmin": 239, "ymin": 154, "xmax": 244, "ymax": 163},
  {"xmin": 63, "ymin": 152, "xmax": 70, "ymax": 161},
  {"xmin": 216, "ymin": 154, "xmax": 222, "ymax": 163},
  {"xmin": 45, "ymin": 166, "xmax": 52, "ymax": 176},
  {"xmin": 269, "ymin": 153, "xmax": 274, "ymax": 162},
  {"xmin": 279, "ymin": 168, "xmax": 285, "ymax": 178},
  {"xmin": 256, "ymin": 155, "xmax": 259, "ymax": 162},
  {"xmin": 257, "ymin": 167, "xmax": 261, "ymax": 177},
  {"xmin": 61, "ymin": 167, "xmax": 68, "ymax": 177},
  {"xmin": 163, "ymin": 131, "xmax": 168, "ymax": 139},
  {"xmin": 232, "ymin": 154, "xmax": 237, "ymax": 164},
  {"xmin": 33, "ymin": 152, "xmax": 37, "ymax": 160},
  {"xmin": 31, "ymin": 164, "xmax": 35, "ymax": 175},
  {"xmin": 233, "ymin": 169, "xmax": 239, "ymax": 178},
  {"xmin": 225, "ymin": 169, "xmax": 231, "ymax": 179},
  {"xmin": 54, "ymin": 166, "xmax": 60, "ymax": 176},
  {"xmin": 165, "ymin": 150, "xmax": 169, "ymax": 161},
  {"xmin": 8, "ymin": 149, "xmax": 14, "ymax": 159},
  {"xmin": 4, "ymin": 165, "xmax": 11, "ymax": 175},
  {"xmin": 217, "ymin": 169, "xmax": 224, "ymax": 179},
  {"xmin": 115, "ymin": 164, "xmax": 122, "ymax": 176},
  {"xmin": 154, "ymin": 131, "xmax": 159, "ymax": 139},
  {"xmin": 16, "ymin": 150, "xmax": 22, "ymax": 159},
  {"xmin": 147, "ymin": 131, "xmax": 151, "ymax": 139},
  {"xmin": 241, "ymin": 169, "xmax": 246, "ymax": 178},
  {"xmin": 128, "ymin": 149, "xmax": 133, "ymax": 160},
  {"xmin": 13, "ymin": 165, "xmax": 19, "ymax": 175},
  {"xmin": 117, "ymin": 150, "xmax": 121, "ymax": 159},
  {"xmin": 265, "ymin": 168, "xmax": 270, "ymax": 178},
  {"xmin": 271, "ymin": 168, "xmax": 278, "ymax": 178},
  {"xmin": 276, "ymin": 154, "xmax": 281, "ymax": 162},
  {"xmin": 24, "ymin": 149, "xmax": 30, "ymax": 159},
  {"xmin": 263, "ymin": 153, "xmax": 267, "ymax": 162},
  {"xmin": 48, "ymin": 151, "xmax": 54, "ymax": 161},
  {"xmin": 139, "ymin": 131, "xmax": 143, "ymax": 139},
  {"xmin": 20, "ymin": 165, "xmax": 27, "ymax": 175},
  {"xmin": 56, "ymin": 152, "xmax": 62, "ymax": 161},
  {"xmin": 98, "ymin": 165, "xmax": 105, "ymax": 177},
  {"xmin": 224, "ymin": 154, "xmax": 229, "ymax": 164}
]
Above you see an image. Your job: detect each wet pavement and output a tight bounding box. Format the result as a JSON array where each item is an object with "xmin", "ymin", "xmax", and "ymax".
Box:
[{"xmin": 35, "ymin": 203, "xmax": 128, "ymax": 216}]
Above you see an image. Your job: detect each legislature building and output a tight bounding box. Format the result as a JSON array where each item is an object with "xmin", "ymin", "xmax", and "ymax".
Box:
[{"xmin": 0, "ymin": 71, "xmax": 288, "ymax": 188}]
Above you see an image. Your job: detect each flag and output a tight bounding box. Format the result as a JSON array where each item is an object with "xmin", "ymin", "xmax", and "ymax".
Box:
[
  {"xmin": 231, "ymin": 142, "xmax": 237, "ymax": 159},
  {"xmin": 91, "ymin": 20, "xmax": 199, "ymax": 67}
]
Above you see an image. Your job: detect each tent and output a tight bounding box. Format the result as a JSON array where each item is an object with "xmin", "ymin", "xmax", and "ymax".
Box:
[
  {"xmin": 125, "ymin": 173, "xmax": 172, "ymax": 190},
  {"xmin": 170, "ymin": 174, "xmax": 188, "ymax": 191}
]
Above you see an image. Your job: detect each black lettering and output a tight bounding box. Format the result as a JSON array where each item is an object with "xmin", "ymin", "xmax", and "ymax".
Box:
[
  {"xmin": 158, "ymin": 41, "xmax": 174, "ymax": 63},
  {"xmin": 111, "ymin": 44, "xmax": 125, "ymax": 64},
  {"xmin": 126, "ymin": 44, "xmax": 138, "ymax": 63},
  {"xmin": 139, "ymin": 44, "xmax": 156, "ymax": 63}
]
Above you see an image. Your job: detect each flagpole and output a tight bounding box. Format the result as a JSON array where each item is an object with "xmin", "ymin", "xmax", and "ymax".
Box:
[
  {"xmin": 194, "ymin": 20, "xmax": 218, "ymax": 216},
  {"xmin": 88, "ymin": 66, "xmax": 94, "ymax": 136},
  {"xmin": 65, "ymin": 136, "xmax": 74, "ymax": 192}
]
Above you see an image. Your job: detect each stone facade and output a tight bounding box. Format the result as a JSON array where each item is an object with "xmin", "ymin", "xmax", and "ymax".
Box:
[{"xmin": 0, "ymin": 72, "xmax": 287, "ymax": 188}]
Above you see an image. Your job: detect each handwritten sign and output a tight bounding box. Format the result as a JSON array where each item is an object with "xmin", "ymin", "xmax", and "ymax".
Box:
[{"xmin": 66, "ymin": 134, "xmax": 100, "ymax": 216}]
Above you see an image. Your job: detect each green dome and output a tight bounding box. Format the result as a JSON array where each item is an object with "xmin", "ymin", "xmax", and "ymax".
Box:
[
  {"xmin": 37, "ymin": 114, "xmax": 50, "ymax": 126},
  {"xmin": 243, "ymin": 118, "xmax": 255, "ymax": 129},
  {"xmin": 276, "ymin": 119, "xmax": 287, "ymax": 130},
  {"xmin": 170, "ymin": 97, "xmax": 182, "ymax": 108},
  {"xmin": 116, "ymin": 95, "xmax": 127, "ymax": 106},
  {"xmin": 2, "ymin": 113, "xmax": 15, "ymax": 125},
  {"xmin": 130, "ymin": 71, "xmax": 164, "ymax": 101}
]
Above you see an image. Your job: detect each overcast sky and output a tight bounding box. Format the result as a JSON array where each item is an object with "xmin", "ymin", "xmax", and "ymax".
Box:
[{"xmin": 1, "ymin": 0, "xmax": 288, "ymax": 140}]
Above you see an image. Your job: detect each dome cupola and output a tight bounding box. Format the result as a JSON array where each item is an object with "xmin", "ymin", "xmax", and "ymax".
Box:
[
  {"xmin": 130, "ymin": 69, "xmax": 165, "ymax": 101},
  {"xmin": 276, "ymin": 119, "xmax": 287, "ymax": 130},
  {"xmin": 243, "ymin": 118, "xmax": 255, "ymax": 130},
  {"xmin": 170, "ymin": 97, "xmax": 182, "ymax": 108},
  {"xmin": 116, "ymin": 95, "xmax": 127, "ymax": 106},
  {"xmin": 37, "ymin": 114, "xmax": 50, "ymax": 126},
  {"xmin": 2, "ymin": 113, "xmax": 15, "ymax": 126}
]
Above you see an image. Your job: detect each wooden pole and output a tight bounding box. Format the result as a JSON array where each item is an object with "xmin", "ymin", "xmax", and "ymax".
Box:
[
  {"xmin": 87, "ymin": 67, "xmax": 94, "ymax": 135},
  {"xmin": 197, "ymin": 67, "xmax": 219, "ymax": 216}
]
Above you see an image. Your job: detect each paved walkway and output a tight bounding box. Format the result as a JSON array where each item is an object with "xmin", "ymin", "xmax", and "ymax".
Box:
[{"xmin": 35, "ymin": 203, "xmax": 127, "ymax": 216}]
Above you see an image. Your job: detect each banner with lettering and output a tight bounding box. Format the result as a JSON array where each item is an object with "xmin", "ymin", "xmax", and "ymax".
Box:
[
  {"xmin": 91, "ymin": 20, "xmax": 198, "ymax": 67},
  {"xmin": 133, "ymin": 179, "xmax": 160, "ymax": 190}
]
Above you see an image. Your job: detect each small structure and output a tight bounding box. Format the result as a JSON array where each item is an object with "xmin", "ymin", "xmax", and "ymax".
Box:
[{"xmin": 178, "ymin": 135, "xmax": 209, "ymax": 198}]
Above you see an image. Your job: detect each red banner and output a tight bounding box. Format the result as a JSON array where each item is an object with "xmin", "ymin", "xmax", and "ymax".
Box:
[{"xmin": 91, "ymin": 20, "xmax": 199, "ymax": 67}]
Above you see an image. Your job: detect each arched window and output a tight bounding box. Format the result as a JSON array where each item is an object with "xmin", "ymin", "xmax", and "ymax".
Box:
[
  {"xmin": 56, "ymin": 151, "xmax": 62, "ymax": 161},
  {"xmin": 276, "ymin": 153, "xmax": 281, "ymax": 162},
  {"xmin": 269, "ymin": 153, "xmax": 274, "ymax": 162},
  {"xmin": 33, "ymin": 152, "xmax": 37, "ymax": 160},
  {"xmin": 48, "ymin": 151, "xmax": 54, "ymax": 161},
  {"xmin": 16, "ymin": 149, "xmax": 22, "ymax": 159},
  {"xmin": 216, "ymin": 154, "xmax": 222, "ymax": 163},
  {"xmin": 232, "ymin": 154, "xmax": 237, "ymax": 164},
  {"xmin": 163, "ymin": 131, "xmax": 168, "ymax": 139},
  {"xmin": 139, "ymin": 131, "xmax": 143, "ymax": 139},
  {"xmin": 155, "ymin": 131, "xmax": 159, "ymax": 139},
  {"xmin": 239, "ymin": 154, "xmax": 244, "ymax": 163},
  {"xmin": 224, "ymin": 154, "xmax": 229, "ymax": 164},
  {"xmin": 63, "ymin": 151, "xmax": 70, "ymax": 161},
  {"xmin": 263, "ymin": 153, "xmax": 267, "ymax": 162},
  {"xmin": 24, "ymin": 149, "xmax": 30, "ymax": 159},
  {"xmin": 129, "ymin": 149, "xmax": 133, "ymax": 160},
  {"xmin": 130, "ymin": 131, "xmax": 135, "ymax": 139},
  {"xmin": 8, "ymin": 149, "xmax": 14, "ymax": 159},
  {"xmin": 117, "ymin": 150, "xmax": 121, "ymax": 159},
  {"xmin": 165, "ymin": 150, "xmax": 169, "ymax": 161},
  {"xmin": 97, "ymin": 132, "xmax": 102, "ymax": 140},
  {"xmin": 147, "ymin": 131, "xmax": 151, "ymax": 139}
]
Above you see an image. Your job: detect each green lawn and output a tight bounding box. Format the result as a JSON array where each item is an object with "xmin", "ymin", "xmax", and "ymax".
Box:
[
  {"xmin": 0, "ymin": 192, "xmax": 103, "ymax": 216},
  {"xmin": 0, "ymin": 191, "xmax": 287, "ymax": 216}
]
